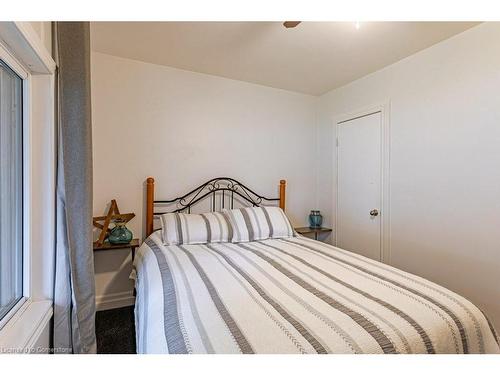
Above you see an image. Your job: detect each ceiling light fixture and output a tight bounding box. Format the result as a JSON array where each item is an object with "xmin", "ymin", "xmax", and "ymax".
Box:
[{"xmin": 283, "ymin": 21, "xmax": 301, "ymax": 29}]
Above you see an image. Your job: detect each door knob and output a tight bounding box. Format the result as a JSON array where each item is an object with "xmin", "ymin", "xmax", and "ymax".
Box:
[{"xmin": 370, "ymin": 209, "xmax": 379, "ymax": 217}]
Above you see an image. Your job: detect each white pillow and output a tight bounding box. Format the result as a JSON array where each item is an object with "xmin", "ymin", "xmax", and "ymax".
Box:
[
  {"xmin": 160, "ymin": 211, "xmax": 232, "ymax": 245},
  {"xmin": 223, "ymin": 206, "xmax": 294, "ymax": 243}
]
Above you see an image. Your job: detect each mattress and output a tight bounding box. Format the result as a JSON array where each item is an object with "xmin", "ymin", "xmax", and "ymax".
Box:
[{"xmin": 132, "ymin": 231, "xmax": 499, "ymax": 354}]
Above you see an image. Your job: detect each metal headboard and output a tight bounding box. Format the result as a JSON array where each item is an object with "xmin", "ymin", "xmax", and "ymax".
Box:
[{"xmin": 145, "ymin": 177, "xmax": 286, "ymax": 236}]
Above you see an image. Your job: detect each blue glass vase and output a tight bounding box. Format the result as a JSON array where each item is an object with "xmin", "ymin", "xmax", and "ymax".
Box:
[
  {"xmin": 308, "ymin": 210, "xmax": 323, "ymax": 229},
  {"xmin": 108, "ymin": 220, "xmax": 133, "ymax": 245}
]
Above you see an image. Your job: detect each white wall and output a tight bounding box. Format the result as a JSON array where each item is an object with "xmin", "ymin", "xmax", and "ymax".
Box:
[
  {"xmin": 26, "ymin": 23, "xmax": 55, "ymax": 353},
  {"xmin": 29, "ymin": 22, "xmax": 52, "ymax": 55},
  {"xmin": 30, "ymin": 74, "xmax": 55, "ymax": 302},
  {"xmin": 316, "ymin": 22, "xmax": 500, "ymax": 328},
  {"xmin": 91, "ymin": 52, "xmax": 317, "ymax": 309}
]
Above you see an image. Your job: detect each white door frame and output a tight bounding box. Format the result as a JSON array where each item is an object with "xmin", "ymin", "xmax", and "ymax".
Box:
[{"xmin": 333, "ymin": 101, "xmax": 391, "ymax": 263}]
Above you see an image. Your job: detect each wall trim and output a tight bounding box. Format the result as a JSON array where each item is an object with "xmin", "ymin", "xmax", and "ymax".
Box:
[
  {"xmin": 0, "ymin": 300, "xmax": 52, "ymax": 352},
  {"xmin": 333, "ymin": 101, "xmax": 391, "ymax": 264},
  {"xmin": 0, "ymin": 21, "xmax": 55, "ymax": 353},
  {"xmin": 96, "ymin": 291, "xmax": 135, "ymax": 311},
  {"xmin": 0, "ymin": 22, "xmax": 55, "ymax": 75}
]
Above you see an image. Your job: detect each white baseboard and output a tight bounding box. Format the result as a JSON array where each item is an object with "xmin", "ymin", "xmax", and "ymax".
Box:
[{"xmin": 95, "ymin": 291, "xmax": 135, "ymax": 311}]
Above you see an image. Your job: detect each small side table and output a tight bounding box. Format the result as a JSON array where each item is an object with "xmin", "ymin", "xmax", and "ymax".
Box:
[
  {"xmin": 93, "ymin": 238, "xmax": 140, "ymax": 261},
  {"xmin": 93, "ymin": 239, "xmax": 140, "ymax": 298},
  {"xmin": 294, "ymin": 227, "xmax": 332, "ymax": 241}
]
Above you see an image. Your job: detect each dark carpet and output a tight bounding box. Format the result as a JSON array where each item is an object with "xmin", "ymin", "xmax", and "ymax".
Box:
[{"xmin": 96, "ymin": 306, "xmax": 136, "ymax": 354}]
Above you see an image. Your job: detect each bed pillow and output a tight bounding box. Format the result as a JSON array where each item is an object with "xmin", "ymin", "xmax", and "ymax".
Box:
[
  {"xmin": 160, "ymin": 211, "xmax": 232, "ymax": 245},
  {"xmin": 223, "ymin": 206, "xmax": 294, "ymax": 243}
]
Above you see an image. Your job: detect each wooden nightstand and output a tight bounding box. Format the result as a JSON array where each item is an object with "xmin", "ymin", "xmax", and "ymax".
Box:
[
  {"xmin": 294, "ymin": 227, "xmax": 332, "ymax": 241},
  {"xmin": 93, "ymin": 238, "xmax": 140, "ymax": 261}
]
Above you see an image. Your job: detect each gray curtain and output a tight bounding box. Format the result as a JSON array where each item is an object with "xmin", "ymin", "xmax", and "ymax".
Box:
[{"xmin": 53, "ymin": 22, "xmax": 96, "ymax": 354}]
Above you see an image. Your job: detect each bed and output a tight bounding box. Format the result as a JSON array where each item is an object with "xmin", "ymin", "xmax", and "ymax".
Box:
[{"xmin": 132, "ymin": 177, "xmax": 499, "ymax": 354}]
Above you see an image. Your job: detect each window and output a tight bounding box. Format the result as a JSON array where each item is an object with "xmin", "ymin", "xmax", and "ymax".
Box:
[{"xmin": 0, "ymin": 59, "xmax": 23, "ymax": 321}]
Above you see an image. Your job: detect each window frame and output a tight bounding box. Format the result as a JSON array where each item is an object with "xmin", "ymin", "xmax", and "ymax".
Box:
[{"xmin": 0, "ymin": 41, "xmax": 32, "ymax": 330}]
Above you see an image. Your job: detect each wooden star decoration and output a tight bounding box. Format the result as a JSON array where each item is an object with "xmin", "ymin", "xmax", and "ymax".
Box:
[{"xmin": 93, "ymin": 199, "xmax": 135, "ymax": 247}]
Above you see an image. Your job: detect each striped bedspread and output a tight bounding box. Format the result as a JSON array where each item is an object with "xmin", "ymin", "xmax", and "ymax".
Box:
[{"xmin": 133, "ymin": 231, "xmax": 499, "ymax": 354}]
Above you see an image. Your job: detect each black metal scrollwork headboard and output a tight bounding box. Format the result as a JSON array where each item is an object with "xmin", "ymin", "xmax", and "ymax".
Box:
[{"xmin": 145, "ymin": 177, "xmax": 286, "ymax": 236}]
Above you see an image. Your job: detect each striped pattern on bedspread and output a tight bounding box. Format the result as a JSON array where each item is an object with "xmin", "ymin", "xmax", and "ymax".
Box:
[{"xmin": 133, "ymin": 232, "xmax": 500, "ymax": 354}]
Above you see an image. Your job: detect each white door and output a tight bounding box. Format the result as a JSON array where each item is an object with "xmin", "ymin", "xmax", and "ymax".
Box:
[{"xmin": 337, "ymin": 111, "xmax": 382, "ymax": 261}]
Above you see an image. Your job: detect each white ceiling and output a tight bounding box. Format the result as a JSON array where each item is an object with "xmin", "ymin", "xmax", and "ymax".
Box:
[{"xmin": 91, "ymin": 22, "xmax": 479, "ymax": 96}]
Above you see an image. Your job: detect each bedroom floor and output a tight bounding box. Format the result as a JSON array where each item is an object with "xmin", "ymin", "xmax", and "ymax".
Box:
[{"xmin": 96, "ymin": 306, "xmax": 136, "ymax": 354}]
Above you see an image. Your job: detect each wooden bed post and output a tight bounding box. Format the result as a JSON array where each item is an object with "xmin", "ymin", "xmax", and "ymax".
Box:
[
  {"xmin": 146, "ymin": 177, "xmax": 155, "ymax": 236},
  {"xmin": 279, "ymin": 179, "xmax": 286, "ymax": 211}
]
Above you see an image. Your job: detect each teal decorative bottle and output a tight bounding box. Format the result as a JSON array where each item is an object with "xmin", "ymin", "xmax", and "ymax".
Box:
[
  {"xmin": 108, "ymin": 219, "xmax": 133, "ymax": 245},
  {"xmin": 308, "ymin": 210, "xmax": 323, "ymax": 229}
]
